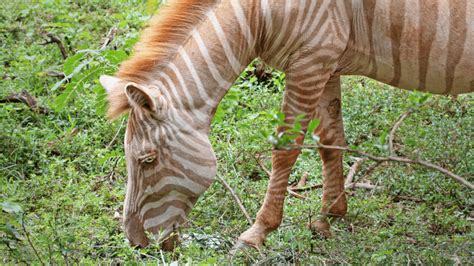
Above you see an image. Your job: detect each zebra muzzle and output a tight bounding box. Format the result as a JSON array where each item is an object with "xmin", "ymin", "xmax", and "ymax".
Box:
[{"xmin": 123, "ymin": 213, "xmax": 149, "ymax": 248}]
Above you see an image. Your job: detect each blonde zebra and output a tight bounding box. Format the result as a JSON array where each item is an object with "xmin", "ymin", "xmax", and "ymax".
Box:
[{"xmin": 100, "ymin": 0, "xmax": 474, "ymax": 250}]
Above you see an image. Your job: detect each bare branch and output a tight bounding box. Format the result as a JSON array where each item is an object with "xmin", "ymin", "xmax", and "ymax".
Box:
[
  {"xmin": 393, "ymin": 195, "xmax": 423, "ymax": 203},
  {"xmin": 106, "ymin": 117, "xmax": 126, "ymax": 149},
  {"xmin": 255, "ymin": 154, "xmax": 272, "ymax": 177},
  {"xmin": 344, "ymin": 182, "xmax": 382, "ymax": 190},
  {"xmin": 41, "ymin": 32, "xmax": 68, "ymax": 59},
  {"xmin": 345, "ymin": 157, "xmax": 366, "ymax": 185},
  {"xmin": 389, "ymin": 109, "xmax": 414, "ymax": 156},
  {"xmin": 216, "ymin": 175, "xmax": 253, "ymax": 225},
  {"xmin": 0, "ymin": 90, "xmax": 50, "ymax": 114},
  {"xmin": 291, "ymin": 184, "xmax": 323, "ymax": 192},
  {"xmin": 294, "ymin": 143, "xmax": 473, "ymax": 190},
  {"xmin": 101, "ymin": 27, "xmax": 118, "ymax": 50},
  {"xmin": 46, "ymin": 70, "xmax": 66, "ymax": 79},
  {"xmin": 287, "ymin": 188, "xmax": 307, "ymax": 199}
]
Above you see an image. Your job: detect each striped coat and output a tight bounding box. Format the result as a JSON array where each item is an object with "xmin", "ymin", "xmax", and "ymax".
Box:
[{"xmin": 99, "ymin": 0, "xmax": 473, "ymax": 250}]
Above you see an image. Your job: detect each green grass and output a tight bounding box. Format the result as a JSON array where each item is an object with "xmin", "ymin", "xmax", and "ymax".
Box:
[{"xmin": 1, "ymin": 1, "xmax": 473, "ymax": 264}]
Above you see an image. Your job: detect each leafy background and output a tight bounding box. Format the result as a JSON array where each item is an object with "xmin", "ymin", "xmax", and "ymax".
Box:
[{"xmin": 1, "ymin": 1, "xmax": 473, "ymax": 264}]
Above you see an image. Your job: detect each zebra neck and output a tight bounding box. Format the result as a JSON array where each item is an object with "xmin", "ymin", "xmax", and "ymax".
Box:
[{"xmin": 152, "ymin": 0, "xmax": 257, "ymax": 130}]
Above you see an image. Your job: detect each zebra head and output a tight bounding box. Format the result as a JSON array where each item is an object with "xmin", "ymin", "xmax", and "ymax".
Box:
[{"xmin": 100, "ymin": 75, "xmax": 216, "ymax": 250}]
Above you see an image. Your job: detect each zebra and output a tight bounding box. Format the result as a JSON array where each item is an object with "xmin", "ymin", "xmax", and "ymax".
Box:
[{"xmin": 99, "ymin": 0, "xmax": 473, "ymax": 250}]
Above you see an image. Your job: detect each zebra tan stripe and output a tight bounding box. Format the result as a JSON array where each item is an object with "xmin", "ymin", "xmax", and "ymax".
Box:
[
  {"xmin": 445, "ymin": 0, "xmax": 468, "ymax": 94},
  {"xmin": 417, "ymin": 0, "xmax": 438, "ymax": 91}
]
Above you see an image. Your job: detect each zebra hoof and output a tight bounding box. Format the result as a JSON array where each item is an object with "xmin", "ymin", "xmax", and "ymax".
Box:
[
  {"xmin": 309, "ymin": 218, "xmax": 333, "ymax": 238},
  {"xmin": 229, "ymin": 239, "xmax": 263, "ymax": 259}
]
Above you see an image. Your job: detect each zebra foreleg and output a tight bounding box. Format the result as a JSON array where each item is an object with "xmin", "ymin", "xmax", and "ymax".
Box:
[
  {"xmin": 237, "ymin": 148, "xmax": 302, "ymax": 249},
  {"xmin": 237, "ymin": 65, "xmax": 334, "ymax": 249}
]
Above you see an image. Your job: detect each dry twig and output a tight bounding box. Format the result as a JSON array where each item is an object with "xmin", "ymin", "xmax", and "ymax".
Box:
[
  {"xmin": 0, "ymin": 90, "xmax": 49, "ymax": 114},
  {"xmin": 344, "ymin": 182, "xmax": 382, "ymax": 190},
  {"xmin": 295, "ymin": 143, "xmax": 473, "ymax": 190},
  {"xmin": 389, "ymin": 109, "xmax": 414, "ymax": 156},
  {"xmin": 345, "ymin": 157, "xmax": 366, "ymax": 185},
  {"xmin": 291, "ymin": 184, "xmax": 323, "ymax": 192},
  {"xmin": 216, "ymin": 175, "xmax": 253, "ymax": 225},
  {"xmin": 46, "ymin": 70, "xmax": 66, "ymax": 79},
  {"xmin": 106, "ymin": 117, "xmax": 126, "ymax": 149},
  {"xmin": 393, "ymin": 195, "xmax": 423, "ymax": 203},
  {"xmin": 287, "ymin": 188, "xmax": 307, "ymax": 199},
  {"xmin": 41, "ymin": 32, "xmax": 68, "ymax": 59},
  {"xmin": 255, "ymin": 154, "xmax": 271, "ymax": 177},
  {"xmin": 101, "ymin": 27, "xmax": 117, "ymax": 50}
]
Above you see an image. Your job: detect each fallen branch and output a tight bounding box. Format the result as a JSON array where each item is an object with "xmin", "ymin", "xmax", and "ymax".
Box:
[
  {"xmin": 0, "ymin": 90, "xmax": 49, "ymax": 114},
  {"xmin": 46, "ymin": 70, "xmax": 66, "ymax": 79},
  {"xmin": 287, "ymin": 188, "xmax": 307, "ymax": 199},
  {"xmin": 216, "ymin": 175, "xmax": 253, "ymax": 225},
  {"xmin": 345, "ymin": 157, "xmax": 367, "ymax": 185},
  {"xmin": 291, "ymin": 184, "xmax": 323, "ymax": 192},
  {"xmin": 295, "ymin": 143, "xmax": 473, "ymax": 190},
  {"xmin": 101, "ymin": 27, "xmax": 117, "ymax": 50},
  {"xmin": 344, "ymin": 182, "xmax": 382, "ymax": 190},
  {"xmin": 287, "ymin": 172, "xmax": 309, "ymax": 199},
  {"xmin": 389, "ymin": 109, "xmax": 414, "ymax": 156},
  {"xmin": 393, "ymin": 195, "xmax": 423, "ymax": 203},
  {"xmin": 41, "ymin": 32, "xmax": 68, "ymax": 59}
]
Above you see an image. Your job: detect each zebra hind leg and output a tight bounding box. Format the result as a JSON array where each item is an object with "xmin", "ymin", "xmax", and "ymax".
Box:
[{"xmin": 309, "ymin": 76, "xmax": 347, "ymax": 238}]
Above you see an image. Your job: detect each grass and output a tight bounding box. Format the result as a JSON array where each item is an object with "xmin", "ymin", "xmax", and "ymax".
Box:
[{"xmin": 1, "ymin": 1, "xmax": 473, "ymax": 264}]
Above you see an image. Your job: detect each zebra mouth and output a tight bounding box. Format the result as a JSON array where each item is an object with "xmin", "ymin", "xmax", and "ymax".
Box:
[
  {"xmin": 123, "ymin": 214, "xmax": 149, "ymax": 248},
  {"xmin": 159, "ymin": 228, "xmax": 180, "ymax": 251},
  {"xmin": 124, "ymin": 213, "xmax": 181, "ymax": 251}
]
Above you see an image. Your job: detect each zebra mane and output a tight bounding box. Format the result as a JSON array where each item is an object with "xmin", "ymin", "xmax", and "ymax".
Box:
[{"xmin": 108, "ymin": 0, "xmax": 218, "ymax": 119}]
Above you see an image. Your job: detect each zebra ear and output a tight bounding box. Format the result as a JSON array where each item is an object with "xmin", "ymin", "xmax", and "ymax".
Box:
[
  {"xmin": 99, "ymin": 75, "xmax": 122, "ymax": 93},
  {"xmin": 125, "ymin": 83, "xmax": 157, "ymax": 113}
]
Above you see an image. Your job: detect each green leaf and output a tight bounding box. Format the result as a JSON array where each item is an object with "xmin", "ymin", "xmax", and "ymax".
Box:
[
  {"xmin": 63, "ymin": 52, "xmax": 85, "ymax": 76},
  {"xmin": 295, "ymin": 113, "xmax": 306, "ymax": 123},
  {"xmin": 1, "ymin": 224, "xmax": 22, "ymax": 240},
  {"xmin": 1, "ymin": 202, "xmax": 23, "ymax": 214},
  {"xmin": 93, "ymin": 84, "xmax": 107, "ymax": 116},
  {"xmin": 101, "ymin": 50, "xmax": 128, "ymax": 65},
  {"xmin": 53, "ymin": 83, "xmax": 75, "ymax": 112},
  {"xmin": 145, "ymin": 0, "xmax": 159, "ymax": 15},
  {"xmin": 378, "ymin": 131, "xmax": 388, "ymax": 145},
  {"xmin": 307, "ymin": 119, "xmax": 320, "ymax": 133}
]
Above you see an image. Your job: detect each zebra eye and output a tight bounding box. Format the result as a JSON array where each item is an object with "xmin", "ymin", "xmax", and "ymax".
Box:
[
  {"xmin": 138, "ymin": 152, "xmax": 157, "ymax": 164},
  {"xmin": 142, "ymin": 156, "xmax": 156, "ymax": 164}
]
